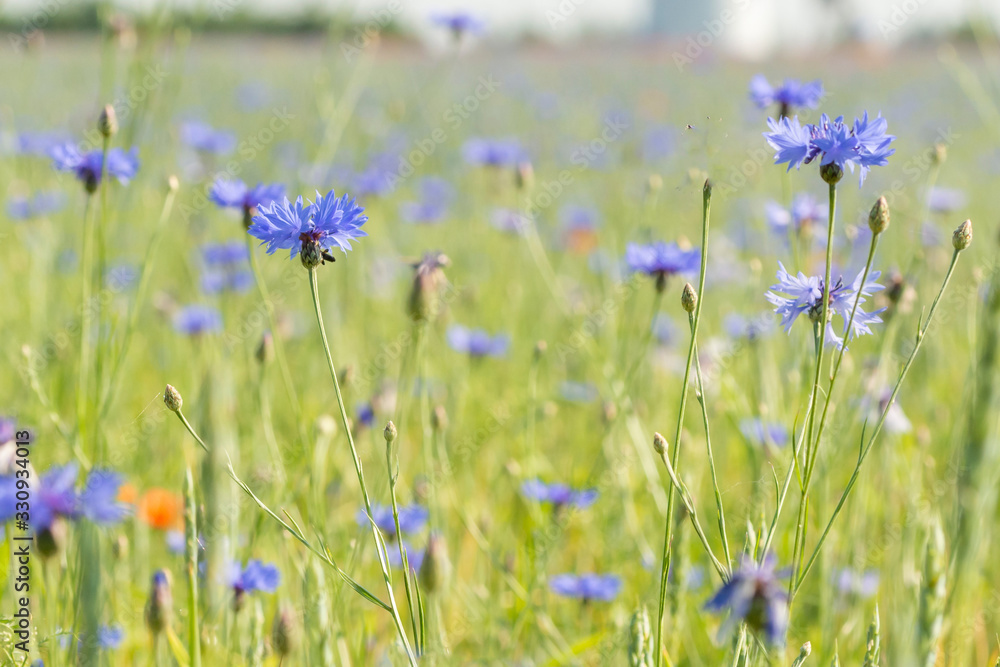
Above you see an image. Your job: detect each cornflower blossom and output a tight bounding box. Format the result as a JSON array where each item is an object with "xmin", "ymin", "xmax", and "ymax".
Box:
[
  {"xmin": 766, "ymin": 262, "xmax": 886, "ymax": 349},
  {"xmin": 446, "ymin": 325, "xmax": 509, "ymax": 358},
  {"xmin": 763, "ymin": 112, "xmax": 895, "ymax": 186},
  {"xmin": 749, "ymin": 75, "xmax": 824, "ymax": 115},
  {"xmin": 209, "ymin": 178, "xmax": 284, "ymax": 216},
  {"xmin": 739, "ymin": 418, "xmax": 789, "ymax": 448},
  {"xmin": 625, "ymin": 241, "xmax": 700, "ymax": 291},
  {"xmin": 356, "ymin": 504, "xmax": 429, "ymax": 538},
  {"xmin": 521, "ymin": 479, "xmax": 598, "ymax": 509},
  {"xmin": 764, "ymin": 193, "xmax": 827, "ymax": 236},
  {"xmin": 462, "ymin": 138, "xmax": 525, "ymax": 167},
  {"xmin": 549, "ymin": 574, "xmax": 622, "ymax": 602},
  {"xmin": 430, "ymin": 11, "xmax": 487, "ymax": 37},
  {"xmin": 172, "ymin": 305, "xmax": 223, "ymax": 336},
  {"xmin": 50, "ymin": 144, "xmax": 139, "ymax": 192},
  {"xmin": 0, "ymin": 463, "xmax": 129, "ymax": 530},
  {"xmin": 704, "ymin": 555, "xmax": 788, "ymax": 645},
  {"xmin": 180, "ymin": 120, "xmax": 236, "ymax": 154},
  {"xmin": 248, "ymin": 191, "xmax": 367, "ymax": 265}
]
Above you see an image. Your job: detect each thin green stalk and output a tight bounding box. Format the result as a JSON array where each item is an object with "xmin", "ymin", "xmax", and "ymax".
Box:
[
  {"xmin": 184, "ymin": 466, "xmax": 202, "ymax": 667},
  {"xmin": 624, "ymin": 289, "xmax": 664, "ymax": 393},
  {"xmin": 94, "ymin": 133, "xmax": 112, "ymax": 421},
  {"xmin": 76, "ymin": 193, "xmax": 96, "ymax": 443},
  {"xmin": 99, "ymin": 185, "xmax": 177, "ymax": 420},
  {"xmin": 794, "ymin": 248, "xmax": 963, "ymax": 594},
  {"xmin": 386, "ymin": 427, "xmax": 421, "ymax": 654},
  {"xmin": 691, "ymin": 331, "xmax": 731, "ymax": 568},
  {"xmin": 789, "ymin": 180, "xmax": 837, "ymax": 598},
  {"xmin": 654, "ymin": 179, "xmax": 711, "ymax": 667},
  {"xmin": 307, "ymin": 267, "xmax": 417, "ymax": 664}
]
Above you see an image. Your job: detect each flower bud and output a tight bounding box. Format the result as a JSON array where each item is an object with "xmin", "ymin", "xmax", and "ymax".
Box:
[
  {"xmin": 681, "ymin": 283, "xmax": 698, "ymax": 313},
  {"xmin": 167, "ymin": 175, "xmax": 180, "ymax": 192},
  {"xmin": 953, "ymin": 219, "xmax": 972, "ymax": 251},
  {"xmin": 533, "ymin": 340, "xmax": 547, "ymax": 360},
  {"xmin": 271, "ymin": 604, "xmax": 300, "ymax": 658},
  {"xmin": 431, "ymin": 405, "xmax": 448, "ymax": 432},
  {"xmin": 703, "ymin": 178, "xmax": 712, "ymax": 200},
  {"xmin": 36, "ymin": 518, "xmax": 68, "ymax": 559},
  {"xmin": 515, "ymin": 161, "xmax": 534, "ymax": 191},
  {"xmin": 419, "ymin": 532, "xmax": 450, "ymax": 595},
  {"xmin": 300, "ymin": 238, "xmax": 323, "ymax": 269},
  {"xmin": 256, "ymin": 331, "xmax": 273, "ymax": 365},
  {"xmin": 383, "ymin": 421, "xmax": 397, "ymax": 443},
  {"xmin": 98, "ymin": 104, "xmax": 118, "ymax": 138},
  {"xmin": 646, "ymin": 174, "xmax": 663, "ymax": 194},
  {"xmin": 868, "ymin": 196, "xmax": 890, "ymax": 235},
  {"xmin": 112, "ymin": 534, "xmax": 129, "ymax": 560},
  {"xmin": 145, "ymin": 570, "xmax": 173, "ymax": 635},
  {"xmin": 653, "ymin": 432, "xmax": 668, "ymax": 456},
  {"xmin": 408, "ymin": 252, "xmax": 450, "ymax": 323},
  {"xmin": 163, "ymin": 384, "xmax": 183, "ymax": 412},
  {"xmin": 932, "ymin": 142, "xmax": 947, "ymax": 165}
]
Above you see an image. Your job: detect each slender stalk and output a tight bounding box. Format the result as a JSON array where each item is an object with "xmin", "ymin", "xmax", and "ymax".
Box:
[
  {"xmin": 691, "ymin": 331, "xmax": 731, "ymax": 568},
  {"xmin": 94, "ymin": 133, "xmax": 112, "ymax": 421},
  {"xmin": 307, "ymin": 267, "xmax": 417, "ymax": 664},
  {"xmin": 184, "ymin": 466, "xmax": 202, "ymax": 667},
  {"xmin": 654, "ymin": 180, "xmax": 711, "ymax": 666},
  {"xmin": 789, "ymin": 180, "xmax": 836, "ymax": 598},
  {"xmin": 387, "ymin": 430, "xmax": 421, "ymax": 653},
  {"xmin": 794, "ymin": 248, "xmax": 963, "ymax": 594},
  {"xmin": 76, "ymin": 193, "xmax": 96, "ymax": 443}
]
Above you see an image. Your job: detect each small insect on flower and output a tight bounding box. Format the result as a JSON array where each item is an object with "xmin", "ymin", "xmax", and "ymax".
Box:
[
  {"xmin": 763, "ymin": 112, "xmax": 895, "ymax": 187},
  {"xmin": 549, "ymin": 573, "xmax": 622, "ymax": 602},
  {"xmin": 625, "ymin": 242, "xmax": 701, "ymax": 292},
  {"xmin": 248, "ymin": 190, "xmax": 368, "ymax": 268},
  {"xmin": 704, "ymin": 555, "xmax": 789, "ymax": 646},
  {"xmin": 766, "ymin": 262, "xmax": 886, "ymax": 349},
  {"xmin": 749, "ymin": 75, "xmax": 824, "ymax": 116},
  {"xmin": 447, "ymin": 325, "xmax": 510, "ymax": 358},
  {"xmin": 521, "ymin": 479, "xmax": 598, "ymax": 509},
  {"xmin": 356, "ymin": 503, "xmax": 429, "ymax": 539},
  {"xmin": 50, "ymin": 143, "xmax": 140, "ymax": 193}
]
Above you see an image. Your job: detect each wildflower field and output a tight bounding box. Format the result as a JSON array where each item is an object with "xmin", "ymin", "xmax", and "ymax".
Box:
[{"xmin": 2, "ymin": 17, "xmax": 1000, "ymax": 667}]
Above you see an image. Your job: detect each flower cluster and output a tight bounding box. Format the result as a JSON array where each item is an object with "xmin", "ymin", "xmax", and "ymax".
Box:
[
  {"xmin": 764, "ymin": 112, "xmax": 895, "ymax": 186},
  {"xmin": 766, "ymin": 262, "xmax": 886, "ymax": 349}
]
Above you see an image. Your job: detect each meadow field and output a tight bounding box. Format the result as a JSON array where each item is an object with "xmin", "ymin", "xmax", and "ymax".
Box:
[{"xmin": 1, "ymin": 19, "xmax": 1000, "ymax": 666}]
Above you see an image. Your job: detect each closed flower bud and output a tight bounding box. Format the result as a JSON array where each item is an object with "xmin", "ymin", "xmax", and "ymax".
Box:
[
  {"xmin": 953, "ymin": 219, "xmax": 973, "ymax": 250},
  {"xmin": 383, "ymin": 421, "xmax": 397, "ymax": 443},
  {"xmin": 145, "ymin": 570, "xmax": 173, "ymax": 635},
  {"xmin": 681, "ymin": 283, "xmax": 698, "ymax": 313},
  {"xmin": 534, "ymin": 340, "xmax": 547, "ymax": 360},
  {"xmin": 36, "ymin": 518, "xmax": 68, "ymax": 559},
  {"xmin": 419, "ymin": 532, "xmax": 450, "ymax": 595},
  {"xmin": 932, "ymin": 142, "xmax": 947, "ymax": 165},
  {"xmin": 163, "ymin": 384, "xmax": 183, "ymax": 412},
  {"xmin": 98, "ymin": 104, "xmax": 118, "ymax": 138},
  {"xmin": 167, "ymin": 175, "xmax": 180, "ymax": 192},
  {"xmin": 703, "ymin": 178, "xmax": 712, "ymax": 199},
  {"xmin": 646, "ymin": 174, "xmax": 663, "ymax": 194},
  {"xmin": 271, "ymin": 604, "xmax": 300, "ymax": 658},
  {"xmin": 256, "ymin": 331, "xmax": 273, "ymax": 365},
  {"xmin": 314, "ymin": 414, "xmax": 337, "ymax": 438},
  {"xmin": 653, "ymin": 432, "xmax": 668, "ymax": 456},
  {"xmin": 868, "ymin": 196, "xmax": 890, "ymax": 235},
  {"xmin": 820, "ymin": 163, "xmax": 844, "ymax": 185},
  {"xmin": 408, "ymin": 252, "xmax": 450, "ymax": 323},
  {"xmin": 431, "ymin": 405, "xmax": 448, "ymax": 432},
  {"xmin": 112, "ymin": 534, "xmax": 129, "ymax": 560},
  {"xmin": 300, "ymin": 238, "xmax": 323, "ymax": 269}
]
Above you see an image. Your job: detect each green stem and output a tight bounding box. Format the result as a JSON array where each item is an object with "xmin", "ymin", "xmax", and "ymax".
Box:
[
  {"xmin": 387, "ymin": 435, "xmax": 421, "ymax": 654},
  {"xmin": 307, "ymin": 267, "xmax": 417, "ymax": 665},
  {"xmin": 794, "ymin": 248, "xmax": 963, "ymax": 594},
  {"xmin": 654, "ymin": 180, "xmax": 711, "ymax": 667},
  {"xmin": 184, "ymin": 466, "xmax": 202, "ymax": 667},
  {"xmin": 76, "ymin": 193, "xmax": 96, "ymax": 445}
]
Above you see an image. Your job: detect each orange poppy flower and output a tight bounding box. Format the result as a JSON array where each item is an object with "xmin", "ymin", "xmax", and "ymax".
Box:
[{"xmin": 138, "ymin": 488, "xmax": 184, "ymax": 531}]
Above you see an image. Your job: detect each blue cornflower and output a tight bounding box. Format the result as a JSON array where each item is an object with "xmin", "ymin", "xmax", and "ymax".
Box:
[
  {"xmin": 625, "ymin": 242, "xmax": 700, "ymax": 290},
  {"xmin": 926, "ymin": 186, "xmax": 966, "ymax": 213},
  {"xmin": 248, "ymin": 190, "xmax": 368, "ymax": 262},
  {"xmin": 356, "ymin": 402, "xmax": 375, "ymax": 429},
  {"xmin": 50, "ymin": 143, "xmax": 139, "ymax": 192},
  {"xmin": 446, "ymin": 325, "xmax": 509, "ymax": 358},
  {"xmin": 387, "ymin": 542, "xmax": 426, "ymax": 573},
  {"xmin": 835, "ymin": 568, "xmax": 879, "ymax": 599},
  {"xmin": 430, "ymin": 10, "xmax": 487, "ymax": 37},
  {"xmin": 764, "ymin": 193, "xmax": 827, "ymax": 236},
  {"xmin": 202, "ymin": 241, "xmax": 249, "ymax": 266},
  {"xmin": 229, "ymin": 560, "xmax": 280, "ymax": 608},
  {"xmin": 462, "ymin": 138, "xmax": 525, "ymax": 167},
  {"xmin": 200, "ymin": 241, "xmax": 252, "ymax": 295},
  {"xmin": 209, "ymin": 178, "xmax": 284, "ymax": 214},
  {"xmin": 173, "ymin": 305, "xmax": 223, "ymax": 336},
  {"xmin": 6, "ymin": 191, "xmax": 65, "ymax": 221},
  {"xmin": 739, "ymin": 418, "xmax": 789, "ymax": 448},
  {"xmin": 399, "ymin": 176, "xmax": 453, "ymax": 224},
  {"xmin": 705, "ymin": 555, "xmax": 788, "ymax": 645},
  {"xmin": 764, "ymin": 112, "xmax": 895, "ymax": 186},
  {"xmin": 97, "ymin": 625, "xmax": 125, "ymax": 650},
  {"xmin": 17, "ymin": 131, "xmax": 69, "ymax": 156},
  {"xmin": 201, "ymin": 270, "xmax": 253, "ymax": 295},
  {"xmin": 357, "ymin": 503, "xmax": 429, "ymax": 538},
  {"xmin": 749, "ymin": 75, "xmax": 824, "ymax": 113},
  {"xmin": 0, "ymin": 463, "xmax": 127, "ymax": 530},
  {"xmin": 765, "ymin": 262, "xmax": 886, "ymax": 350},
  {"xmin": 180, "ymin": 120, "xmax": 236, "ymax": 154},
  {"xmin": 521, "ymin": 479, "xmax": 598, "ymax": 509},
  {"xmin": 549, "ymin": 574, "xmax": 621, "ymax": 602}
]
